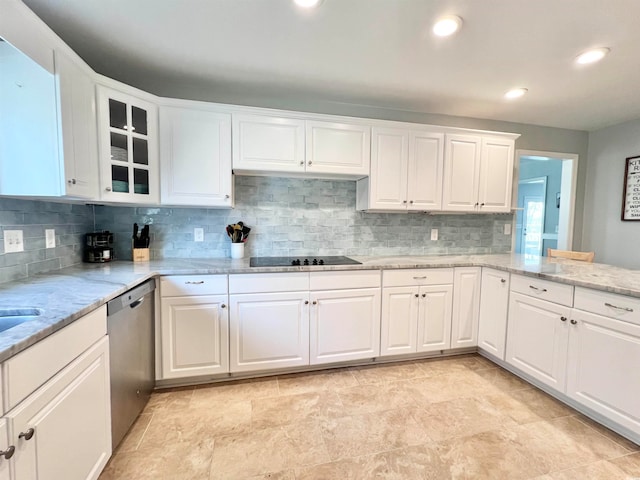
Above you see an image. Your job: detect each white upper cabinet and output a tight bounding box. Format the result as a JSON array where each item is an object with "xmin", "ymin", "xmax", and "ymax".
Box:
[
  {"xmin": 54, "ymin": 50, "xmax": 99, "ymax": 199},
  {"xmin": 305, "ymin": 120, "xmax": 370, "ymax": 177},
  {"xmin": 232, "ymin": 113, "xmax": 305, "ymax": 173},
  {"xmin": 160, "ymin": 105, "xmax": 232, "ymax": 207},
  {"xmin": 97, "ymin": 86, "xmax": 159, "ymax": 204},
  {"xmin": 356, "ymin": 127, "xmax": 444, "ymax": 211},
  {"xmin": 442, "ymin": 134, "xmax": 515, "ymax": 212}
]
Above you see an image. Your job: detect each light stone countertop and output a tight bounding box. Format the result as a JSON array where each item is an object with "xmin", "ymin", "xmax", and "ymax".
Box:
[{"xmin": 1, "ymin": 253, "xmax": 639, "ymax": 363}]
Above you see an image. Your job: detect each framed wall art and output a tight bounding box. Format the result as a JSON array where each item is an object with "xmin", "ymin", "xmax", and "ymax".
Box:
[{"xmin": 622, "ymin": 155, "xmax": 640, "ymax": 221}]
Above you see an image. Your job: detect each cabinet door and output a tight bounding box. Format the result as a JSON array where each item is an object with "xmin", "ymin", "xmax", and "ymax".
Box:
[
  {"xmin": 160, "ymin": 295, "xmax": 229, "ymax": 379},
  {"xmin": 368, "ymin": 127, "xmax": 409, "ymax": 210},
  {"xmin": 232, "ymin": 114, "xmax": 305, "ymax": 173},
  {"xmin": 160, "ymin": 106, "xmax": 232, "ymax": 207},
  {"xmin": 407, "ymin": 131, "xmax": 444, "ymax": 211},
  {"xmin": 229, "ymin": 291, "xmax": 309, "ymax": 372},
  {"xmin": 451, "ymin": 267, "xmax": 481, "ymax": 349},
  {"xmin": 506, "ymin": 292, "xmax": 570, "ymax": 391},
  {"xmin": 8, "ymin": 337, "xmax": 111, "ymax": 480},
  {"xmin": 567, "ymin": 309, "xmax": 640, "ymax": 435},
  {"xmin": 477, "ymin": 268, "xmax": 510, "ymax": 359},
  {"xmin": 0, "ymin": 419, "xmax": 10, "ymax": 480},
  {"xmin": 305, "ymin": 121, "xmax": 370, "ymax": 176},
  {"xmin": 478, "ymin": 137, "xmax": 514, "ymax": 212},
  {"xmin": 310, "ymin": 288, "xmax": 381, "ymax": 364},
  {"xmin": 442, "ymin": 134, "xmax": 481, "ymax": 211},
  {"xmin": 97, "ymin": 86, "xmax": 159, "ymax": 203},
  {"xmin": 380, "ymin": 286, "xmax": 418, "ymax": 356},
  {"xmin": 55, "ymin": 50, "xmax": 99, "ymax": 199},
  {"xmin": 417, "ymin": 284, "xmax": 453, "ymax": 352}
]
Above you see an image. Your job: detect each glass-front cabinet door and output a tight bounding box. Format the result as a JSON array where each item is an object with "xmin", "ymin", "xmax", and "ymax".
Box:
[{"xmin": 97, "ymin": 86, "xmax": 159, "ymax": 203}]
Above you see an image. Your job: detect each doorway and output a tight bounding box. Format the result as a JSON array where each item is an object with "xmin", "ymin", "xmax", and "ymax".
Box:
[{"xmin": 513, "ymin": 150, "xmax": 578, "ymax": 256}]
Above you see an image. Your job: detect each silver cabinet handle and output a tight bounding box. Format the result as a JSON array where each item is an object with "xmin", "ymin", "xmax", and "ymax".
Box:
[
  {"xmin": 414, "ymin": 294, "xmax": 419, "ymax": 298},
  {"xmin": 500, "ymin": 278, "xmax": 506, "ymax": 283},
  {"xmin": 604, "ymin": 302, "xmax": 634, "ymax": 312},
  {"xmin": 185, "ymin": 281, "xmax": 205, "ymax": 285},
  {"xmin": 68, "ymin": 179, "xmax": 77, "ymax": 185},
  {"xmin": 105, "ymin": 187, "xmax": 112, "ymax": 192},
  {"xmin": 409, "ymin": 200, "xmax": 414, "ymax": 204},
  {"xmin": 19, "ymin": 428, "xmax": 34, "ymax": 441},
  {"xmin": 529, "ymin": 285, "xmax": 548, "ymax": 292},
  {"xmin": 402, "ymin": 200, "xmax": 407, "ymax": 204},
  {"xmin": 312, "ymin": 300, "xmax": 317, "ymax": 305},
  {"xmin": 570, "ymin": 319, "xmax": 578, "ymax": 325},
  {"xmin": 308, "ymin": 161, "xmax": 313, "ymax": 166},
  {"xmin": 300, "ymin": 161, "xmax": 304, "ymax": 166},
  {"xmin": 560, "ymin": 316, "xmax": 567, "ymax": 322},
  {"xmin": 413, "ymin": 276, "xmax": 427, "ymax": 280},
  {"xmin": 225, "ymin": 195, "xmax": 230, "ymax": 199},
  {"xmin": 221, "ymin": 304, "xmax": 226, "ymax": 309},
  {"xmin": 0, "ymin": 446, "xmax": 15, "ymax": 460},
  {"xmin": 304, "ymin": 300, "xmax": 309, "ymax": 305},
  {"xmin": 422, "ymin": 293, "xmax": 426, "ymax": 298}
]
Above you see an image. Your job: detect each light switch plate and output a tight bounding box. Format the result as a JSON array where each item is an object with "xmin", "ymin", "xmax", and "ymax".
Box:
[
  {"xmin": 4, "ymin": 230, "xmax": 24, "ymax": 253},
  {"xmin": 45, "ymin": 229, "xmax": 56, "ymax": 248},
  {"xmin": 504, "ymin": 224, "xmax": 512, "ymax": 235},
  {"xmin": 430, "ymin": 229, "xmax": 438, "ymax": 241},
  {"xmin": 194, "ymin": 228, "xmax": 204, "ymax": 242}
]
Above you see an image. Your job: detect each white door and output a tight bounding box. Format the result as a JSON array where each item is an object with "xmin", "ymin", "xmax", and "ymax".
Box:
[
  {"xmin": 0, "ymin": 419, "xmax": 11, "ymax": 480},
  {"xmin": 407, "ymin": 131, "xmax": 444, "ymax": 211},
  {"xmin": 55, "ymin": 50, "xmax": 99, "ymax": 199},
  {"xmin": 567, "ymin": 309, "xmax": 640, "ymax": 434},
  {"xmin": 380, "ymin": 286, "xmax": 419, "ymax": 356},
  {"xmin": 368, "ymin": 127, "xmax": 409, "ymax": 210},
  {"xmin": 160, "ymin": 106, "xmax": 232, "ymax": 207},
  {"xmin": 417, "ymin": 284, "xmax": 453, "ymax": 352},
  {"xmin": 521, "ymin": 195, "xmax": 545, "ymax": 257},
  {"xmin": 477, "ymin": 268, "xmax": 510, "ymax": 359},
  {"xmin": 442, "ymin": 134, "xmax": 481, "ymax": 211},
  {"xmin": 478, "ymin": 137, "xmax": 514, "ymax": 212},
  {"xmin": 232, "ymin": 114, "xmax": 305, "ymax": 173},
  {"xmin": 450, "ymin": 267, "xmax": 481, "ymax": 349},
  {"xmin": 8, "ymin": 338, "xmax": 111, "ymax": 480},
  {"xmin": 310, "ymin": 288, "xmax": 381, "ymax": 364},
  {"xmin": 305, "ymin": 120, "xmax": 370, "ymax": 176},
  {"xmin": 160, "ymin": 295, "xmax": 229, "ymax": 379},
  {"xmin": 229, "ymin": 291, "xmax": 309, "ymax": 372},
  {"xmin": 506, "ymin": 293, "xmax": 570, "ymax": 391}
]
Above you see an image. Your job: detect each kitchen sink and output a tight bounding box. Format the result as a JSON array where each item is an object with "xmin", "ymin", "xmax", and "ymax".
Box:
[{"xmin": 0, "ymin": 308, "xmax": 43, "ymax": 333}]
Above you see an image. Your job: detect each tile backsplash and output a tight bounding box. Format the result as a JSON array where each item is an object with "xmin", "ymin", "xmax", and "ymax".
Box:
[{"xmin": 95, "ymin": 176, "xmax": 513, "ymax": 261}]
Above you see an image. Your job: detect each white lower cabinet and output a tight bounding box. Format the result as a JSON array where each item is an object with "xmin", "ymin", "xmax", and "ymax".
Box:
[
  {"xmin": 229, "ymin": 291, "xmax": 309, "ymax": 372},
  {"xmin": 506, "ymin": 292, "xmax": 571, "ymax": 391},
  {"xmin": 6, "ymin": 337, "xmax": 111, "ymax": 480},
  {"xmin": 380, "ymin": 269, "xmax": 454, "ymax": 356},
  {"xmin": 159, "ymin": 275, "xmax": 229, "ymax": 379},
  {"xmin": 450, "ymin": 267, "xmax": 481, "ymax": 349},
  {"xmin": 0, "ymin": 419, "xmax": 10, "ymax": 480},
  {"xmin": 477, "ymin": 268, "xmax": 510, "ymax": 359}
]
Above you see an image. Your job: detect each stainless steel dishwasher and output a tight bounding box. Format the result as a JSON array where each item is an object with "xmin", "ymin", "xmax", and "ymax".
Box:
[{"xmin": 107, "ymin": 279, "xmax": 156, "ymax": 449}]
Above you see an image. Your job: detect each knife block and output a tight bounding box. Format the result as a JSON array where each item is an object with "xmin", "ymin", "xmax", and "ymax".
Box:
[{"xmin": 132, "ymin": 247, "xmax": 150, "ymax": 262}]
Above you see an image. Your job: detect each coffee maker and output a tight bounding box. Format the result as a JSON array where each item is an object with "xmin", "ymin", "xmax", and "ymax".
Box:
[{"xmin": 84, "ymin": 231, "xmax": 114, "ymax": 263}]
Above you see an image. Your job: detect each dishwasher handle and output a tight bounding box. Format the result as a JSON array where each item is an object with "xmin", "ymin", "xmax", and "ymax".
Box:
[{"xmin": 130, "ymin": 297, "xmax": 145, "ymax": 309}]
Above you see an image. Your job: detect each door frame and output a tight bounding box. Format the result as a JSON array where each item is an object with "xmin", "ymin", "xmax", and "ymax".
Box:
[{"xmin": 513, "ymin": 150, "xmax": 579, "ymax": 251}]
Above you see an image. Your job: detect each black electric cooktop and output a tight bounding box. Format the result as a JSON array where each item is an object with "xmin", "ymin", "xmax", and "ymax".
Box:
[{"xmin": 250, "ymin": 256, "xmax": 362, "ymax": 267}]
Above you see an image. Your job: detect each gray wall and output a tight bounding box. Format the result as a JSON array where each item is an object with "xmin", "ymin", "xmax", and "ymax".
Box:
[
  {"xmin": 95, "ymin": 176, "xmax": 514, "ymax": 261},
  {"xmin": 583, "ymin": 118, "xmax": 640, "ymax": 268},
  {"xmin": 0, "ymin": 198, "xmax": 94, "ymax": 283}
]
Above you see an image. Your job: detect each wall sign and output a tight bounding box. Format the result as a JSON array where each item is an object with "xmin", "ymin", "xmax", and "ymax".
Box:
[{"xmin": 622, "ymin": 155, "xmax": 640, "ymax": 221}]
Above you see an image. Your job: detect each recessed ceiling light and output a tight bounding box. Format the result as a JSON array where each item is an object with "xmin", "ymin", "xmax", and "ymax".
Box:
[
  {"xmin": 433, "ymin": 15, "xmax": 463, "ymax": 37},
  {"xmin": 294, "ymin": 0, "xmax": 322, "ymax": 8},
  {"xmin": 575, "ymin": 47, "xmax": 610, "ymax": 65},
  {"xmin": 505, "ymin": 88, "xmax": 528, "ymax": 99}
]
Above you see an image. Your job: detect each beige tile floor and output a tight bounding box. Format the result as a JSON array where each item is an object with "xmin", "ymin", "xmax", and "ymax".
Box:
[{"xmin": 99, "ymin": 354, "xmax": 640, "ymax": 479}]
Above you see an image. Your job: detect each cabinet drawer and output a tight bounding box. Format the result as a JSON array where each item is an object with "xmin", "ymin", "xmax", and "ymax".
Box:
[
  {"xmin": 510, "ymin": 274, "xmax": 574, "ymax": 307},
  {"xmin": 310, "ymin": 270, "xmax": 380, "ymax": 290},
  {"xmin": 383, "ymin": 268, "xmax": 454, "ymax": 287},
  {"xmin": 574, "ymin": 287, "xmax": 640, "ymax": 326},
  {"xmin": 229, "ymin": 272, "xmax": 309, "ymax": 294},
  {"xmin": 161, "ymin": 275, "xmax": 228, "ymax": 297},
  {"xmin": 3, "ymin": 305, "xmax": 107, "ymax": 411}
]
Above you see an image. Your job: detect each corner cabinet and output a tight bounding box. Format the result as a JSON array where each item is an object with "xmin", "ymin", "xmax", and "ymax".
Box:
[
  {"xmin": 159, "ymin": 105, "xmax": 232, "ymax": 207},
  {"xmin": 442, "ymin": 134, "xmax": 514, "ymax": 213},
  {"xmin": 96, "ymin": 86, "xmax": 159, "ymax": 203}
]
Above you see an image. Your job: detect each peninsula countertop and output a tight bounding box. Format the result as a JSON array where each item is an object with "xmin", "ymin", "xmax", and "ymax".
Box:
[{"xmin": 1, "ymin": 253, "xmax": 639, "ymax": 362}]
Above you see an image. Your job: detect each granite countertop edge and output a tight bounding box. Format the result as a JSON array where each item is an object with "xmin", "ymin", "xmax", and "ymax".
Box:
[{"xmin": 1, "ymin": 253, "xmax": 639, "ymax": 362}]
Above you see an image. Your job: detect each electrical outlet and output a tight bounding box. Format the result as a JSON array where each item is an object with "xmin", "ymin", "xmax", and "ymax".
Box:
[
  {"xmin": 504, "ymin": 224, "xmax": 512, "ymax": 235},
  {"xmin": 430, "ymin": 229, "xmax": 438, "ymax": 241},
  {"xmin": 45, "ymin": 229, "xmax": 56, "ymax": 248},
  {"xmin": 194, "ymin": 227, "xmax": 204, "ymax": 242},
  {"xmin": 4, "ymin": 230, "xmax": 24, "ymax": 253}
]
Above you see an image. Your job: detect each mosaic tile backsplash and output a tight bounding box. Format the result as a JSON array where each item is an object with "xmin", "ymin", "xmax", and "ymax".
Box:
[{"xmin": 95, "ymin": 176, "xmax": 514, "ymax": 261}]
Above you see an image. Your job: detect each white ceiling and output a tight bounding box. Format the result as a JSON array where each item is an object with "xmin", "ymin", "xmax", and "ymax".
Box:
[{"xmin": 21, "ymin": 0, "xmax": 640, "ymax": 131}]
